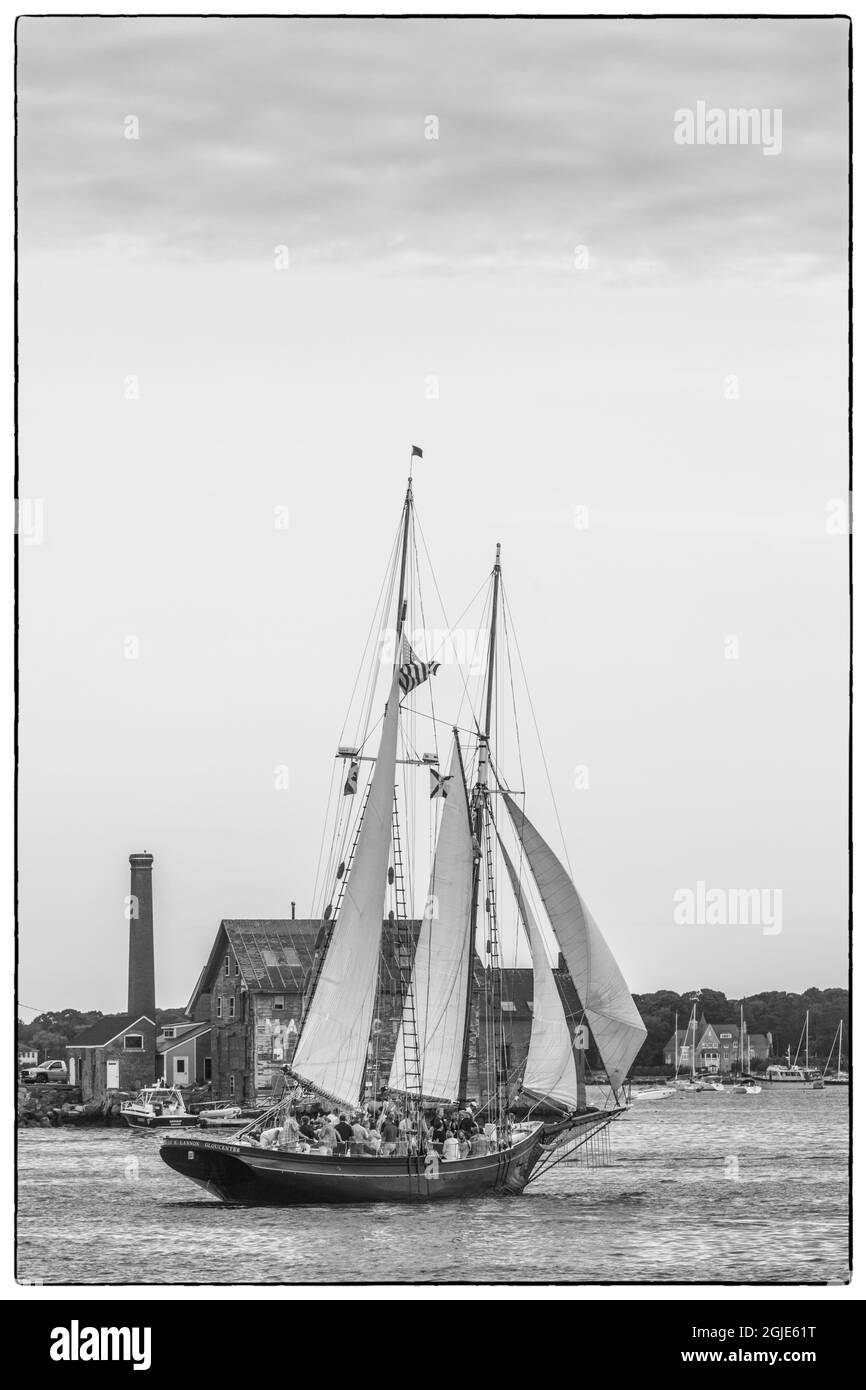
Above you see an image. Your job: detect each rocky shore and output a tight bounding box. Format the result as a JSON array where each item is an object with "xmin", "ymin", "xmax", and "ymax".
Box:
[{"xmin": 17, "ymin": 1083, "xmax": 133, "ymax": 1127}]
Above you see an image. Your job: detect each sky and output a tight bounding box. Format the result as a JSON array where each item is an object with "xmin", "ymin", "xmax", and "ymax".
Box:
[{"xmin": 16, "ymin": 17, "xmax": 849, "ymax": 1014}]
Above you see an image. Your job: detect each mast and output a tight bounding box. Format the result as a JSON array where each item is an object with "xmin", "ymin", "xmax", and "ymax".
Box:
[
  {"xmin": 458, "ymin": 542, "xmax": 501, "ymax": 1105},
  {"xmin": 674, "ymin": 1010, "xmax": 679, "ymax": 1080},
  {"xmin": 805, "ymin": 1009, "xmax": 809, "ymax": 1073},
  {"xmin": 394, "ymin": 465, "xmax": 414, "ymax": 658}
]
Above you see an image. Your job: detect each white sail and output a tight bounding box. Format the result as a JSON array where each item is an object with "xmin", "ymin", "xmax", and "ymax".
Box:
[
  {"xmin": 292, "ymin": 671, "xmax": 401, "ymax": 1108},
  {"xmin": 499, "ymin": 837, "xmax": 577, "ymax": 1111},
  {"xmin": 389, "ymin": 735, "xmax": 474, "ymax": 1101},
  {"xmin": 503, "ymin": 795, "xmax": 646, "ymax": 1090}
]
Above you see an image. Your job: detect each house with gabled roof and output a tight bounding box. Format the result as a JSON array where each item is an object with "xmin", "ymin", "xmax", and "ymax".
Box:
[{"xmin": 66, "ymin": 1012, "xmax": 156, "ymax": 1101}]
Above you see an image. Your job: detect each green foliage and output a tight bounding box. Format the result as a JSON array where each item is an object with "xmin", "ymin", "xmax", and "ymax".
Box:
[
  {"xmin": 632, "ymin": 987, "xmax": 849, "ymax": 1067},
  {"xmin": 18, "ymin": 1006, "xmax": 188, "ymax": 1059}
]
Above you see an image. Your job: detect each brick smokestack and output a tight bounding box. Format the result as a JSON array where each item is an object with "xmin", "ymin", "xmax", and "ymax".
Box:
[{"xmin": 128, "ymin": 853, "xmax": 156, "ymax": 1020}]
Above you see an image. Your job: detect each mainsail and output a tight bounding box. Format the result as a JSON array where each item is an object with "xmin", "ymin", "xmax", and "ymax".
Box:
[
  {"xmin": 503, "ymin": 795, "xmax": 646, "ymax": 1090},
  {"xmin": 499, "ymin": 836, "xmax": 577, "ymax": 1111},
  {"xmin": 292, "ymin": 670, "xmax": 401, "ymax": 1108},
  {"xmin": 389, "ymin": 735, "xmax": 474, "ymax": 1101}
]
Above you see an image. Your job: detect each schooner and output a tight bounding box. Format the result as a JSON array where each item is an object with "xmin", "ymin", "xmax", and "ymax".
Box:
[{"xmin": 161, "ymin": 458, "xmax": 646, "ymax": 1204}]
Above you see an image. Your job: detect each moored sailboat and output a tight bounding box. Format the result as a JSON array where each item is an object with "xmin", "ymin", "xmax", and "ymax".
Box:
[{"xmin": 161, "ymin": 461, "xmax": 646, "ymax": 1204}]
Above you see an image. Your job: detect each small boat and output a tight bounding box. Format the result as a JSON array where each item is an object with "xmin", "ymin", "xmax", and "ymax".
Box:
[
  {"xmin": 122, "ymin": 1084, "xmax": 199, "ymax": 1129},
  {"xmin": 632, "ymin": 1086, "xmax": 676, "ymax": 1101},
  {"xmin": 819, "ymin": 1020, "xmax": 849, "ymax": 1086},
  {"xmin": 811, "ymin": 1078, "xmax": 825, "ymax": 1090},
  {"xmin": 198, "ymin": 1105, "xmax": 265, "ymax": 1129},
  {"xmin": 730, "ymin": 1004, "xmax": 762, "ymax": 1093},
  {"xmin": 765, "ymin": 1059, "xmax": 809, "ymax": 1083}
]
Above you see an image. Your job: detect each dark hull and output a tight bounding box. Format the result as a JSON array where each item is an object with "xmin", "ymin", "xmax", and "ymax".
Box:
[
  {"xmin": 160, "ymin": 1123, "xmax": 563, "ymax": 1205},
  {"xmin": 124, "ymin": 1112, "xmax": 200, "ymax": 1130}
]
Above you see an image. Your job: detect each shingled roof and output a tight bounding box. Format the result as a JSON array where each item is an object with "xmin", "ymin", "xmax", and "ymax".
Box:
[
  {"xmin": 66, "ymin": 1013, "xmax": 153, "ymax": 1048},
  {"xmin": 186, "ymin": 918, "xmax": 424, "ymax": 1015}
]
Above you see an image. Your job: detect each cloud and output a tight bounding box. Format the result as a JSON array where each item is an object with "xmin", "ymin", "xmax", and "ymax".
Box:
[{"xmin": 16, "ymin": 16, "xmax": 849, "ymax": 280}]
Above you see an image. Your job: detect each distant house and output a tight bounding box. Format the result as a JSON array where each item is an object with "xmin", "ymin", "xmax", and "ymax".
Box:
[
  {"xmin": 66, "ymin": 1013, "xmax": 156, "ymax": 1102},
  {"xmin": 662, "ymin": 1016, "xmax": 720, "ymax": 1073},
  {"xmin": 18, "ymin": 1050, "xmax": 38, "ymax": 1070},
  {"xmin": 663, "ymin": 1017, "xmax": 772, "ymax": 1072},
  {"xmin": 157, "ymin": 1021, "xmax": 212, "ymax": 1089}
]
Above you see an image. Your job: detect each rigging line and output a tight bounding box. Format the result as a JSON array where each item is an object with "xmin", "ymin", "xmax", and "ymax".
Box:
[
  {"xmin": 413, "ymin": 511, "xmax": 496, "ymax": 718},
  {"xmin": 339, "ymin": 516, "xmax": 401, "ymax": 750},
  {"xmin": 500, "ymin": 579, "xmax": 575, "ymax": 882}
]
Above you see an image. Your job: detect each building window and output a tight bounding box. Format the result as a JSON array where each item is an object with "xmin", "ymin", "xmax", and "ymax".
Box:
[
  {"xmin": 235, "ymin": 959, "xmax": 240, "ymax": 976},
  {"xmin": 217, "ymin": 997, "xmax": 222, "ymax": 1019},
  {"xmin": 204, "ymin": 1057, "xmax": 212, "ymax": 1081},
  {"xmin": 175, "ymin": 1058, "xmax": 187, "ymax": 1076},
  {"xmin": 224, "ymin": 954, "xmax": 230, "ymax": 976},
  {"xmin": 501, "ymin": 1000, "xmax": 516, "ymax": 1012},
  {"xmin": 229, "ymin": 1074, "xmax": 235, "ymax": 1096},
  {"xmin": 123, "ymin": 1034, "xmax": 144, "ymax": 1050},
  {"xmin": 229, "ymin": 997, "xmax": 236, "ymax": 1019},
  {"xmin": 162, "ymin": 1027, "xmax": 175, "ymax": 1039},
  {"xmin": 274, "ymin": 996, "xmax": 285, "ymax": 1011}
]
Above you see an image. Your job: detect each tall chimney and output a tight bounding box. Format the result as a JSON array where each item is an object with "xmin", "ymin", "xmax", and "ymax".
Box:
[
  {"xmin": 291, "ymin": 901, "xmax": 296, "ymax": 920},
  {"xmin": 128, "ymin": 852, "xmax": 156, "ymax": 1020}
]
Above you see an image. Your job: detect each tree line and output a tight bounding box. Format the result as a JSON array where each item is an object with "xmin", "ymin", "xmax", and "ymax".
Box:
[{"xmin": 631, "ymin": 986, "xmax": 849, "ymax": 1069}]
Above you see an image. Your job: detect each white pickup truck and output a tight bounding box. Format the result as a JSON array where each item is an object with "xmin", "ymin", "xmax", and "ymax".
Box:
[{"xmin": 21, "ymin": 1058, "xmax": 68, "ymax": 1083}]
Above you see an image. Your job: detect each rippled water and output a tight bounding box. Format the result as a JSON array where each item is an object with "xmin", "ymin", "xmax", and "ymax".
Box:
[{"xmin": 17, "ymin": 1086, "xmax": 849, "ymax": 1284}]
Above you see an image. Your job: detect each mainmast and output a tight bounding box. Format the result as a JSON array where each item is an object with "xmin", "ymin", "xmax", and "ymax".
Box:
[{"xmin": 458, "ymin": 543, "xmax": 501, "ymax": 1106}]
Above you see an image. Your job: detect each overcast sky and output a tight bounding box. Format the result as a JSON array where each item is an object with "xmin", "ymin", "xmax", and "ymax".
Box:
[{"xmin": 17, "ymin": 17, "xmax": 849, "ymax": 1014}]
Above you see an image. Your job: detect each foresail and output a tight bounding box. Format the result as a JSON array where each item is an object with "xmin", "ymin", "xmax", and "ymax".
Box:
[
  {"xmin": 503, "ymin": 795, "xmax": 646, "ymax": 1090},
  {"xmin": 292, "ymin": 671, "xmax": 401, "ymax": 1108},
  {"xmin": 389, "ymin": 735, "xmax": 474, "ymax": 1102},
  {"xmin": 499, "ymin": 837, "xmax": 577, "ymax": 1111}
]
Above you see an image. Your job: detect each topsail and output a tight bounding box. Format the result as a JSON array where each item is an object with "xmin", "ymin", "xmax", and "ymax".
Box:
[
  {"xmin": 292, "ymin": 670, "xmax": 402, "ymax": 1108},
  {"xmin": 503, "ymin": 795, "xmax": 646, "ymax": 1090}
]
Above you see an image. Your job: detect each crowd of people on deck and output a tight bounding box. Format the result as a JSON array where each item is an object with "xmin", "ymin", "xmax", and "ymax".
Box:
[{"xmin": 246, "ymin": 1101, "xmax": 515, "ymax": 1159}]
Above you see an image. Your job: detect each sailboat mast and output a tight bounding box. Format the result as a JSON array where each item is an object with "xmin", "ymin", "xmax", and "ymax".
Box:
[
  {"xmin": 394, "ymin": 470, "xmax": 414, "ymax": 656},
  {"xmin": 458, "ymin": 543, "xmax": 501, "ymax": 1105}
]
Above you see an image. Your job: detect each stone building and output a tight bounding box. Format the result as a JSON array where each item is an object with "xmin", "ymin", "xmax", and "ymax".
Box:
[{"xmin": 186, "ymin": 918, "xmax": 430, "ymax": 1104}]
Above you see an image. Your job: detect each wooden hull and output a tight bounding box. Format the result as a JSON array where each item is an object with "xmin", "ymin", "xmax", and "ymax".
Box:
[{"xmin": 160, "ymin": 1123, "xmax": 556, "ymax": 1204}]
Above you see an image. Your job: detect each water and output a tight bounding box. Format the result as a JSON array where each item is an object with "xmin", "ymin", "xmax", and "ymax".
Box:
[{"xmin": 17, "ymin": 1086, "xmax": 849, "ymax": 1284}]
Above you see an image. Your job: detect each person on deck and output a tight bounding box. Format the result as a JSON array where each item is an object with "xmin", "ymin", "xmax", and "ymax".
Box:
[
  {"xmin": 335, "ymin": 1114, "xmax": 353, "ymax": 1155},
  {"xmin": 458, "ymin": 1131, "xmax": 471, "ymax": 1160},
  {"xmin": 442, "ymin": 1131, "xmax": 460, "ymax": 1162},
  {"xmin": 430, "ymin": 1111, "xmax": 447, "ymax": 1149},
  {"xmin": 298, "ymin": 1115, "xmax": 317, "ymax": 1144},
  {"xmin": 397, "ymin": 1113, "xmax": 414, "ymax": 1156},
  {"xmin": 351, "ymin": 1116, "xmax": 370, "ymax": 1156},
  {"xmin": 279, "ymin": 1111, "xmax": 301, "ymax": 1149},
  {"xmin": 469, "ymin": 1126, "xmax": 488, "ymax": 1157},
  {"xmin": 318, "ymin": 1116, "xmax": 338, "ymax": 1153},
  {"xmin": 380, "ymin": 1116, "xmax": 399, "ymax": 1157}
]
